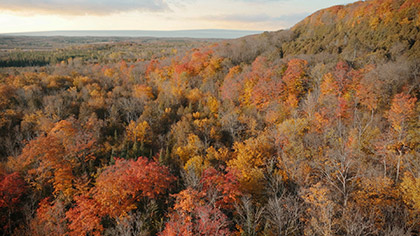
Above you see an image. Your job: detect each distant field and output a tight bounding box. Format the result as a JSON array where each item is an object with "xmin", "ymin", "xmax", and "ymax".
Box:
[
  {"xmin": 0, "ymin": 36, "xmax": 218, "ymax": 68},
  {"xmin": 0, "ymin": 35, "xmax": 219, "ymax": 50}
]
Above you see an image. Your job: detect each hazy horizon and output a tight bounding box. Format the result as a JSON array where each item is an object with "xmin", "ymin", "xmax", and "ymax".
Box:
[{"xmin": 0, "ymin": 29, "xmax": 264, "ymax": 39}]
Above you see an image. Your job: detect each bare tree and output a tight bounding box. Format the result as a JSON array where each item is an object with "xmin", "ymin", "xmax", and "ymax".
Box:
[
  {"xmin": 234, "ymin": 196, "xmax": 265, "ymax": 236},
  {"xmin": 266, "ymin": 194, "xmax": 303, "ymax": 236}
]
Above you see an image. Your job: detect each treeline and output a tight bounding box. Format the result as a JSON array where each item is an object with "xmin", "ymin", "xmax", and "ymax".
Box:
[
  {"xmin": 0, "ymin": 0, "xmax": 419, "ymax": 235},
  {"xmin": 0, "ymin": 38, "xmax": 212, "ymax": 68}
]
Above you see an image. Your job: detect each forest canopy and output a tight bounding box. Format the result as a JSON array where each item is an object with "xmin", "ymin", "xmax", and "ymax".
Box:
[{"xmin": 0, "ymin": 0, "xmax": 419, "ymax": 235}]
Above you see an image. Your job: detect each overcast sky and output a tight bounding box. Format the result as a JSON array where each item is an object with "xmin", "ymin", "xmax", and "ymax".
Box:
[{"xmin": 0, "ymin": 0, "xmax": 357, "ymax": 33}]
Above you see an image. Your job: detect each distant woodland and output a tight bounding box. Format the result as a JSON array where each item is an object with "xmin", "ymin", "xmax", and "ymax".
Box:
[{"xmin": 0, "ymin": 0, "xmax": 419, "ymax": 235}]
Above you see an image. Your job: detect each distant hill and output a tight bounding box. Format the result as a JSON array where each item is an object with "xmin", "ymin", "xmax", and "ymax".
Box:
[
  {"xmin": 2, "ymin": 29, "xmax": 263, "ymax": 39},
  {"xmin": 215, "ymin": 0, "xmax": 420, "ymax": 65},
  {"xmin": 285, "ymin": 0, "xmax": 420, "ymax": 59}
]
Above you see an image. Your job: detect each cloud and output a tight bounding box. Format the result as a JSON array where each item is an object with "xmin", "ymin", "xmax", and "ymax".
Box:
[
  {"xmin": 201, "ymin": 12, "xmax": 309, "ymax": 26},
  {"xmin": 0, "ymin": 0, "xmax": 169, "ymax": 15},
  {"xmin": 235, "ymin": 0, "xmax": 289, "ymax": 2}
]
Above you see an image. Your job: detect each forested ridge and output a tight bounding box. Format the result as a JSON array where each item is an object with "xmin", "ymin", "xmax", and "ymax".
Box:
[{"xmin": 0, "ymin": 0, "xmax": 419, "ymax": 235}]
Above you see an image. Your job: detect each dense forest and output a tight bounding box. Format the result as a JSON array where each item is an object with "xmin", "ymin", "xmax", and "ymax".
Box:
[{"xmin": 0, "ymin": 0, "xmax": 419, "ymax": 235}]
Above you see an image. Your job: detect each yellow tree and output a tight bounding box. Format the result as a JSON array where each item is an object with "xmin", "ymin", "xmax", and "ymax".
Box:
[
  {"xmin": 126, "ymin": 120, "xmax": 152, "ymax": 145},
  {"xmin": 301, "ymin": 182, "xmax": 337, "ymax": 236},
  {"xmin": 352, "ymin": 176, "xmax": 402, "ymax": 230},
  {"xmin": 228, "ymin": 137, "xmax": 273, "ymax": 195},
  {"xmin": 400, "ymin": 172, "xmax": 420, "ymax": 227}
]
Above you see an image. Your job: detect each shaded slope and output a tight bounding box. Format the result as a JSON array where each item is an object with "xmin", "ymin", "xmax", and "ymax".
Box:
[
  {"xmin": 285, "ymin": 0, "xmax": 420, "ymax": 60},
  {"xmin": 217, "ymin": 0, "xmax": 420, "ymax": 65}
]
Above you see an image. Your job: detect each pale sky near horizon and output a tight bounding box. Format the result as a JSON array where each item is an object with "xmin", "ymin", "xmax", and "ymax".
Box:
[{"xmin": 0, "ymin": 0, "xmax": 357, "ymax": 33}]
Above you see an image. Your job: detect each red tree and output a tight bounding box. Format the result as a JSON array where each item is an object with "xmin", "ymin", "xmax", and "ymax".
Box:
[
  {"xmin": 66, "ymin": 157, "xmax": 175, "ymax": 236},
  {"xmin": 160, "ymin": 188, "xmax": 232, "ymax": 236},
  {"xmin": 0, "ymin": 171, "xmax": 26, "ymax": 233}
]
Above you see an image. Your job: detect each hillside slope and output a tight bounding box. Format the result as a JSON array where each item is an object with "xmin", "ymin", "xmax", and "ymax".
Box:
[
  {"xmin": 216, "ymin": 0, "xmax": 420, "ymax": 64},
  {"xmin": 287, "ymin": 0, "xmax": 420, "ymax": 59}
]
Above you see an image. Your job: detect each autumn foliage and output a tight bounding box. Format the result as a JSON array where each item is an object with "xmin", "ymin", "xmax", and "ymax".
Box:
[
  {"xmin": 66, "ymin": 157, "xmax": 175, "ymax": 236},
  {"xmin": 0, "ymin": 171, "xmax": 26, "ymax": 233},
  {"xmin": 0, "ymin": 0, "xmax": 419, "ymax": 235},
  {"xmin": 161, "ymin": 167, "xmax": 240, "ymax": 236}
]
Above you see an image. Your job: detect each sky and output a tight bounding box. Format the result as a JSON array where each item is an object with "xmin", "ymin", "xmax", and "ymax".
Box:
[{"xmin": 0, "ymin": 0, "xmax": 357, "ymax": 33}]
